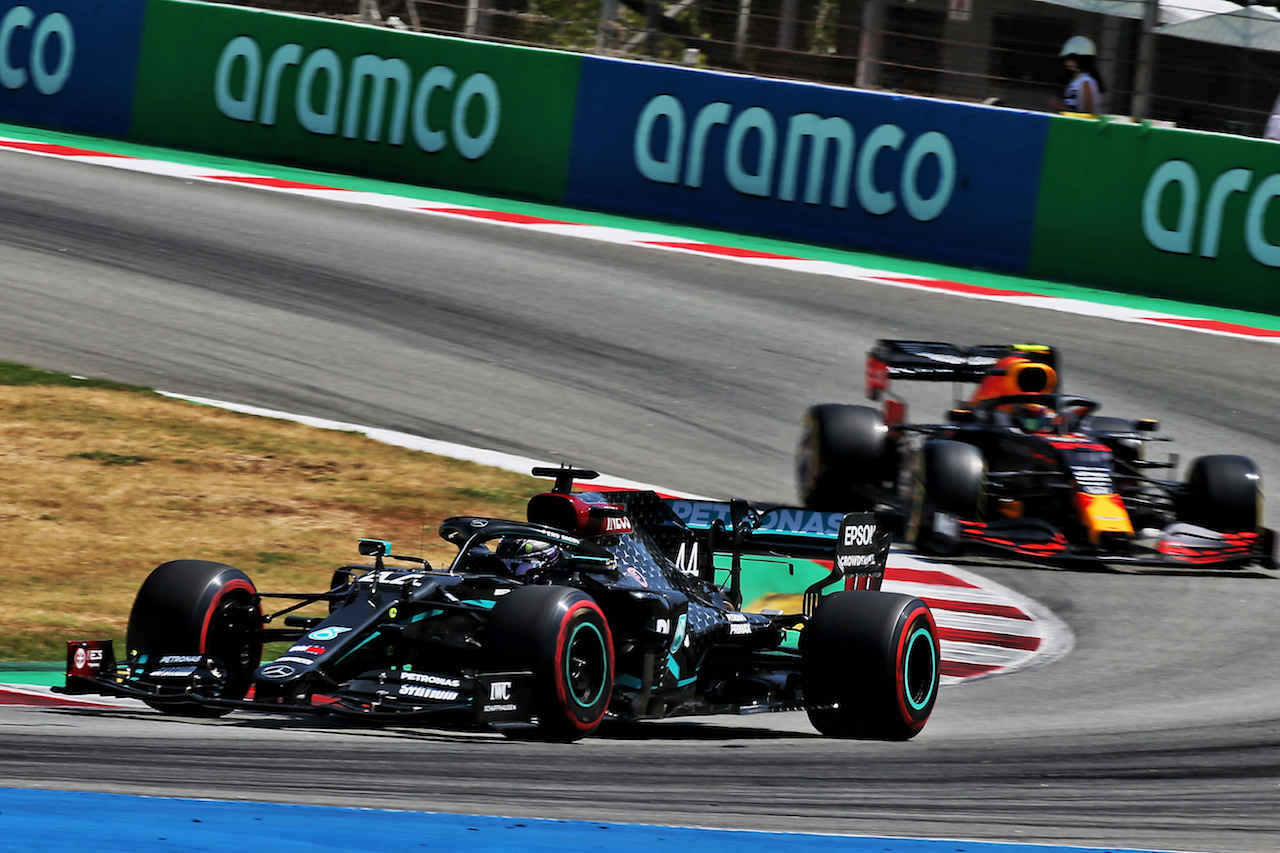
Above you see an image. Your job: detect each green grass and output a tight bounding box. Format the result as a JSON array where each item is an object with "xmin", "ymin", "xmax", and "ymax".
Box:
[
  {"xmin": 67, "ymin": 452, "xmax": 156, "ymax": 466},
  {"xmin": 0, "ymin": 361, "xmax": 152, "ymax": 392}
]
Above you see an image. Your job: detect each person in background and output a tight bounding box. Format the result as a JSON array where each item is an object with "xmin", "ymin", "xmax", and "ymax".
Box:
[
  {"xmin": 1050, "ymin": 36, "xmax": 1105, "ymax": 115},
  {"xmin": 1265, "ymin": 90, "xmax": 1280, "ymax": 140}
]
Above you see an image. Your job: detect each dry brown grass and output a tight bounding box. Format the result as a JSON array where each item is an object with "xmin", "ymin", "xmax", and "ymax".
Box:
[{"xmin": 0, "ymin": 384, "xmax": 541, "ymax": 660}]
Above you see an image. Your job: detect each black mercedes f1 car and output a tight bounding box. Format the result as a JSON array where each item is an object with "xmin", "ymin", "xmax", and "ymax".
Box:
[
  {"xmin": 58, "ymin": 467, "xmax": 939, "ymax": 741},
  {"xmin": 797, "ymin": 340, "xmax": 1275, "ymax": 570}
]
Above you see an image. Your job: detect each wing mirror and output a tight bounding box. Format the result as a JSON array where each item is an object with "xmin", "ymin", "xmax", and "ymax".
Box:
[{"xmin": 358, "ymin": 539, "xmax": 390, "ymax": 557}]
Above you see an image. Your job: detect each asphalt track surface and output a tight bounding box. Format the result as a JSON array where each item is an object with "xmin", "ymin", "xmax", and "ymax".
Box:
[{"xmin": 1, "ymin": 149, "xmax": 1279, "ymax": 852}]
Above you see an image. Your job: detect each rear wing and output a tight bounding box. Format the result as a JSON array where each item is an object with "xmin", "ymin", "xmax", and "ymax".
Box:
[
  {"xmin": 866, "ymin": 341, "xmax": 1059, "ymax": 425},
  {"xmin": 866, "ymin": 340, "xmax": 1058, "ymax": 399},
  {"xmin": 660, "ymin": 498, "xmax": 891, "ymax": 611},
  {"xmin": 589, "ymin": 490, "xmax": 891, "ymax": 611},
  {"xmin": 666, "ymin": 499, "xmax": 845, "ymax": 553}
]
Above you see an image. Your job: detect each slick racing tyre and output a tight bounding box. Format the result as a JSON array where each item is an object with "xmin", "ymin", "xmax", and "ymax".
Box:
[
  {"xmin": 126, "ymin": 560, "xmax": 263, "ymax": 716},
  {"xmin": 1183, "ymin": 454, "xmax": 1262, "ymax": 532},
  {"xmin": 484, "ymin": 586, "xmax": 614, "ymax": 741},
  {"xmin": 801, "ymin": 591, "xmax": 939, "ymax": 740},
  {"xmin": 906, "ymin": 440, "xmax": 985, "ymax": 555},
  {"xmin": 797, "ymin": 404, "xmax": 887, "ymax": 511}
]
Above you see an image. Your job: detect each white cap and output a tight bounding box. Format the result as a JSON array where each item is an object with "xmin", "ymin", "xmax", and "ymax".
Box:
[{"xmin": 1060, "ymin": 36, "xmax": 1097, "ymax": 56}]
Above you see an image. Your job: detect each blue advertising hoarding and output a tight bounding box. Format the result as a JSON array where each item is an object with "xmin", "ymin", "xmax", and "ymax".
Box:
[
  {"xmin": 567, "ymin": 57, "xmax": 1050, "ymax": 272},
  {"xmin": 0, "ymin": 0, "xmax": 146, "ymax": 135}
]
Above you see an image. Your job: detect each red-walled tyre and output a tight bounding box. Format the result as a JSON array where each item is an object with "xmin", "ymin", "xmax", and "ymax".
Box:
[
  {"xmin": 801, "ymin": 591, "xmax": 939, "ymax": 740},
  {"xmin": 126, "ymin": 560, "xmax": 263, "ymax": 716},
  {"xmin": 484, "ymin": 585, "xmax": 614, "ymax": 741}
]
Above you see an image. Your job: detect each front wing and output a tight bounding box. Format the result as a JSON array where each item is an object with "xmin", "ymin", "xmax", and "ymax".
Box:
[
  {"xmin": 943, "ymin": 514, "xmax": 1275, "ymax": 570},
  {"xmin": 55, "ymin": 641, "xmax": 539, "ymax": 727}
]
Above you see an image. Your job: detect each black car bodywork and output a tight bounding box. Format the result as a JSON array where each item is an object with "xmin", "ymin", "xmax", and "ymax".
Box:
[
  {"xmin": 796, "ymin": 340, "xmax": 1275, "ymax": 569},
  {"xmin": 59, "ymin": 467, "xmax": 940, "ymax": 741}
]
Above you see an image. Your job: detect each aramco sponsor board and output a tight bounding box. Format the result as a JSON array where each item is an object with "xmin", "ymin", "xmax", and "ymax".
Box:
[
  {"xmin": 128, "ymin": 0, "xmax": 581, "ymax": 201},
  {"xmin": 2, "ymin": 0, "xmax": 1279, "ymax": 313},
  {"xmin": 565, "ymin": 56, "xmax": 1050, "ymax": 273},
  {"xmin": 0, "ymin": 0, "xmax": 145, "ymax": 135},
  {"xmin": 1032, "ymin": 118, "xmax": 1280, "ymax": 313}
]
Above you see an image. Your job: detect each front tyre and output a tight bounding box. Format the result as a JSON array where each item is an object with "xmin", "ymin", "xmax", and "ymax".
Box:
[
  {"xmin": 797, "ymin": 404, "xmax": 887, "ymax": 511},
  {"xmin": 126, "ymin": 560, "xmax": 263, "ymax": 716},
  {"xmin": 801, "ymin": 591, "xmax": 939, "ymax": 740},
  {"xmin": 484, "ymin": 586, "xmax": 614, "ymax": 741},
  {"xmin": 1183, "ymin": 454, "xmax": 1262, "ymax": 532},
  {"xmin": 906, "ymin": 440, "xmax": 985, "ymax": 555}
]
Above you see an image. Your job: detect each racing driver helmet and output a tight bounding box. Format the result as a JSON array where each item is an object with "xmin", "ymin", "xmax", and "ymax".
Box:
[
  {"xmin": 1015, "ymin": 403, "xmax": 1056, "ymax": 433},
  {"xmin": 496, "ymin": 537, "xmax": 561, "ymax": 578}
]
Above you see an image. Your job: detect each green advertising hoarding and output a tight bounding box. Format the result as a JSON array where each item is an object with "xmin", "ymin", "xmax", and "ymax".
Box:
[
  {"xmin": 130, "ymin": 1, "xmax": 582, "ymax": 201},
  {"xmin": 1032, "ymin": 117, "xmax": 1280, "ymax": 315}
]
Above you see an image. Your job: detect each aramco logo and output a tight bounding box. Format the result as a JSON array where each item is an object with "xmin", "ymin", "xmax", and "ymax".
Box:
[
  {"xmin": 1, "ymin": 6, "xmax": 74, "ymax": 95},
  {"xmin": 632, "ymin": 94, "xmax": 957, "ymax": 221},
  {"xmin": 213, "ymin": 35, "xmax": 501, "ymax": 160},
  {"xmin": 1143, "ymin": 159, "xmax": 1280, "ymax": 267}
]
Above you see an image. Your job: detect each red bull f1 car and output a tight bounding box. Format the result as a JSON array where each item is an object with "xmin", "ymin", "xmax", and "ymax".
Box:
[
  {"xmin": 796, "ymin": 340, "xmax": 1275, "ymax": 570},
  {"xmin": 58, "ymin": 467, "xmax": 939, "ymax": 741}
]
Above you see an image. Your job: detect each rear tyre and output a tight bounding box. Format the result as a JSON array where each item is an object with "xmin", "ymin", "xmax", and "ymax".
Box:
[
  {"xmin": 797, "ymin": 404, "xmax": 887, "ymax": 511},
  {"xmin": 126, "ymin": 560, "xmax": 263, "ymax": 716},
  {"xmin": 1183, "ymin": 455, "xmax": 1262, "ymax": 532},
  {"xmin": 906, "ymin": 440, "xmax": 985, "ymax": 555},
  {"xmin": 801, "ymin": 591, "xmax": 939, "ymax": 740},
  {"xmin": 484, "ymin": 586, "xmax": 613, "ymax": 741}
]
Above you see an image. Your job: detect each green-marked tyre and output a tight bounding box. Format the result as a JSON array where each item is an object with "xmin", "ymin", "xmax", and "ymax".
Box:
[
  {"xmin": 801, "ymin": 591, "xmax": 940, "ymax": 740},
  {"xmin": 484, "ymin": 585, "xmax": 614, "ymax": 741}
]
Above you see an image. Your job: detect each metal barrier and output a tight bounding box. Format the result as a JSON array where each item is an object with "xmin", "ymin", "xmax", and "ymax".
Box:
[{"xmin": 212, "ymin": 0, "xmax": 1280, "ymax": 137}]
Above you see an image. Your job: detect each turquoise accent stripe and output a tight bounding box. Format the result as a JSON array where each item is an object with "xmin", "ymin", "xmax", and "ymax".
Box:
[
  {"xmin": 564, "ymin": 621, "xmax": 607, "ymax": 709},
  {"xmin": 904, "ymin": 626, "xmax": 937, "ymax": 712},
  {"xmin": 664, "ymin": 652, "xmax": 695, "ymax": 687},
  {"xmin": 0, "ymin": 788, "xmax": 1175, "ymax": 853}
]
